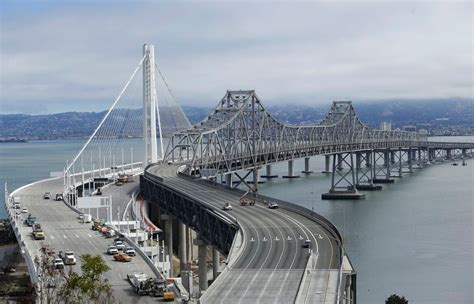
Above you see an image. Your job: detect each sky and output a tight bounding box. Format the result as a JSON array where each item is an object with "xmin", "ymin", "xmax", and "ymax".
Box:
[{"xmin": 0, "ymin": 0, "xmax": 473, "ymax": 114}]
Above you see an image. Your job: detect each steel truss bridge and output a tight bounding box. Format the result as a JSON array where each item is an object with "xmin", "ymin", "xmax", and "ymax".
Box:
[{"xmin": 143, "ymin": 90, "xmax": 474, "ymax": 303}]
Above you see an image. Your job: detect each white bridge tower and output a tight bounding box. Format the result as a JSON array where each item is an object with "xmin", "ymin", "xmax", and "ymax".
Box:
[{"xmin": 143, "ymin": 44, "xmax": 163, "ymax": 165}]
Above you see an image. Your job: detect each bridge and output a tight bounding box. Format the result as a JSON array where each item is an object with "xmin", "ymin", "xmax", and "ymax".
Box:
[{"xmin": 5, "ymin": 44, "xmax": 474, "ymax": 303}]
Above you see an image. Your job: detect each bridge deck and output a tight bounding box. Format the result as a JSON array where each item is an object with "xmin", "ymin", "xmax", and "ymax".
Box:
[
  {"xmin": 11, "ymin": 178, "xmax": 157, "ymax": 303},
  {"xmin": 148, "ymin": 164, "xmax": 342, "ymax": 303}
]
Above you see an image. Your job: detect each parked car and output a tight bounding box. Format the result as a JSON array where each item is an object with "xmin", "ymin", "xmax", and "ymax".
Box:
[
  {"xmin": 107, "ymin": 246, "xmax": 119, "ymax": 255},
  {"xmin": 53, "ymin": 258, "xmax": 65, "ymax": 269},
  {"xmin": 268, "ymin": 202, "xmax": 279, "ymax": 209},
  {"xmin": 21, "ymin": 207, "xmax": 28, "ymax": 213},
  {"xmin": 43, "ymin": 192, "xmax": 52, "ymax": 199},
  {"xmin": 222, "ymin": 202, "xmax": 232, "ymax": 211},
  {"xmin": 125, "ymin": 247, "xmax": 136, "ymax": 256},
  {"xmin": 113, "ymin": 253, "xmax": 132, "ymax": 262}
]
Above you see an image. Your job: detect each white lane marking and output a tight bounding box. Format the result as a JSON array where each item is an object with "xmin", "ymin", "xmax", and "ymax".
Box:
[
  {"xmin": 250, "ymin": 237, "xmax": 255, "ymax": 242},
  {"xmin": 287, "ymin": 236, "xmax": 292, "ymax": 241},
  {"xmin": 88, "ymin": 234, "xmax": 92, "ymax": 238},
  {"xmin": 299, "ymin": 235, "xmax": 304, "ymax": 240},
  {"xmin": 50, "ymin": 235, "xmax": 54, "ymax": 239},
  {"xmin": 262, "ymin": 236, "xmax": 267, "ymax": 242},
  {"xmin": 75, "ymin": 234, "xmax": 80, "ymax": 238},
  {"xmin": 63, "ymin": 234, "xmax": 67, "ymax": 239},
  {"xmin": 275, "ymin": 236, "xmax": 280, "ymax": 241}
]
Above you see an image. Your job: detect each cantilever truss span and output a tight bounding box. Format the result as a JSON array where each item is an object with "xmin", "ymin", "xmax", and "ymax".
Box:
[{"xmin": 164, "ymin": 90, "xmax": 427, "ymax": 177}]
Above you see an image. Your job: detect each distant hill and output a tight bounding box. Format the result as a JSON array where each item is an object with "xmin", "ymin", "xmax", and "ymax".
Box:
[{"xmin": 0, "ymin": 99, "xmax": 472, "ymax": 140}]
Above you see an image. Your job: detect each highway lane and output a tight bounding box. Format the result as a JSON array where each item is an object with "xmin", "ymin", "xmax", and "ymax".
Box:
[
  {"xmin": 147, "ymin": 164, "xmax": 341, "ymax": 303},
  {"xmin": 11, "ymin": 178, "xmax": 157, "ymax": 303}
]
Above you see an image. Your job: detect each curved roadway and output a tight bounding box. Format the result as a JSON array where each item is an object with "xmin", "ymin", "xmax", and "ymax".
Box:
[{"xmin": 147, "ymin": 164, "xmax": 342, "ymax": 303}]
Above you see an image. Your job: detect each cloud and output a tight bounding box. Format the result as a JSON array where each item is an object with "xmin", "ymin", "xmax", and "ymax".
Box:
[{"xmin": 0, "ymin": 1, "xmax": 472, "ymax": 114}]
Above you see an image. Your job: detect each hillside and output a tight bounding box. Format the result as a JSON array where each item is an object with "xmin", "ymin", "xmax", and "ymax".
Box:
[{"xmin": 0, "ymin": 99, "xmax": 472, "ymax": 140}]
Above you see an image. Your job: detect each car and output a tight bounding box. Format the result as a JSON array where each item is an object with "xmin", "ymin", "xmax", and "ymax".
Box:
[
  {"xmin": 125, "ymin": 247, "xmax": 136, "ymax": 256},
  {"xmin": 222, "ymin": 202, "xmax": 232, "ymax": 211},
  {"xmin": 114, "ymin": 240, "xmax": 126, "ymax": 251},
  {"xmin": 21, "ymin": 207, "xmax": 28, "ymax": 213},
  {"xmin": 59, "ymin": 250, "xmax": 77, "ymax": 265},
  {"xmin": 268, "ymin": 202, "xmax": 279, "ymax": 209},
  {"xmin": 302, "ymin": 239, "xmax": 311, "ymax": 248},
  {"xmin": 53, "ymin": 258, "xmax": 64, "ymax": 269},
  {"xmin": 43, "ymin": 192, "xmax": 52, "ymax": 199},
  {"xmin": 77, "ymin": 214, "xmax": 84, "ymax": 220},
  {"xmin": 55, "ymin": 193, "xmax": 63, "ymax": 201},
  {"xmin": 107, "ymin": 246, "xmax": 119, "ymax": 255},
  {"xmin": 113, "ymin": 253, "xmax": 132, "ymax": 262},
  {"xmin": 167, "ymin": 161, "xmax": 173, "ymax": 165},
  {"xmin": 115, "ymin": 181, "xmax": 123, "ymax": 186}
]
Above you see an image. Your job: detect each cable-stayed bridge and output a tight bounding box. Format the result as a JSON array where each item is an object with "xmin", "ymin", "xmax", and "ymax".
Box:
[{"xmin": 6, "ymin": 44, "xmax": 474, "ymax": 304}]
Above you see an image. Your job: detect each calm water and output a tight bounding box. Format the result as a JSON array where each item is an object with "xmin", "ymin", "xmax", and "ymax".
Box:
[{"xmin": 1, "ymin": 137, "xmax": 473, "ymax": 303}]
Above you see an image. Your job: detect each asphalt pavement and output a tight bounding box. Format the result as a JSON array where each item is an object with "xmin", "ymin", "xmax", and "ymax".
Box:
[{"xmin": 147, "ymin": 164, "xmax": 342, "ymax": 303}]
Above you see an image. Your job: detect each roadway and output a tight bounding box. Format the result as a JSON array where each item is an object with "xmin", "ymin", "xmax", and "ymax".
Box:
[
  {"xmin": 147, "ymin": 164, "xmax": 342, "ymax": 303},
  {"xmin": 11, "ymin": 178, "xmax": 157, "ymax": 303}
]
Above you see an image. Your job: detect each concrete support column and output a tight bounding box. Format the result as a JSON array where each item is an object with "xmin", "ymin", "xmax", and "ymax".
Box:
[
  {"xmin": 212, "ymin": 246, "xmax": 219, "ymax": 280},
  {"xmin": 283, "ymin": 160, "xmax": 300, "ymax": 178},
  {"xmin": 302, "ymin": 157, "xmax": 313, "ymax": 173},
  {"xmin": 384, "ymin": 149, "xmax": 391, "ymax": 179},
  {"xmin": 165, "ymin": 216, "xmax": 174, "ymax": 278},
  {"xmin": 345, "ymin": 275, "xmax": 352, "ymax": 304},
  {"xmin": 365, "ymin": 152, "xmax": 372, "ymax": 167},
  {"xmin": 337, "ymin": 154, "xmax": 343, "ymax": 171},
  {"xmin": 355, "ymin": 153, "xmax": 361, "ymax": 170},
  {"xmin": 446, "ymin": 149, "xmax": 452, "ymax": 160},
  {"xmin": 390, "ymin": 151, "xmax": 396, "ymax": 164},
  {"xmin": 179, "ymin": 221, "xmax": 187, "ymax": 275},
  {"xmin": 225, "ymin": 173, "xmax": 232, "ymax": 187},
  {"xmin": 407, "ymin": 148, "xmax": 413, "ymax": 173},
  {"xmin": 261, "ymin": 164, "xmax": 278, "ymax": 178},
  {"xmin": 195, "ymin": 239, "xmax": 208, "ymax": 292},
  {"xmin": 323, "ymin": 155, "xmax": 331, "ymax": 173}
]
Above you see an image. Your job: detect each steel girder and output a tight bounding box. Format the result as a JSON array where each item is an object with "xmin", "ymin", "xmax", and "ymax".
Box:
[
  {"xmin": 140, "ymin": 174, "xmax": 238, "ymax": 255},
  {"xmin": 163, "ymin": 90, "xmax": 473, "ymax": 178}
]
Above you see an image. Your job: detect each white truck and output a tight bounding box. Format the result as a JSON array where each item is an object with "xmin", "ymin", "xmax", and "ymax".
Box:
[{"xmin": 82, "ymin": 214, "xmax": 92, "ymax": 223}]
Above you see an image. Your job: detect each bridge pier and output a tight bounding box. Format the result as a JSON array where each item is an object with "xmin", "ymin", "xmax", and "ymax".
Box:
[
  {"xmin": 163, "ymin": 214, "xmax": 174, "ymax": 278},
  {"xmin": 179, "ymin": 220, "xmax": 187, "ymax": 276},
  {"xmin": 212, "ymin": 246, "xmax": 220, "ymax": 280},
  {"xmin": 355, "ymin": 151, "xmax": 382, "ymax": 191},
  {"xmin": 224, "ymin": 173, "xmax": 233, "ymax": 187},
  {"xmin": 372, "ymin": 149, "xmax": 394, "ymax": 184},
  {"xmin": 194, "ymin": 238, "xmax": 208, "ymax": 293},
  {"xmin": 301, "ymin": 157, "xmax": 313, "ymax": 173},
  {"xmin": 283, "ymin": 160, "xmax": 300, "ymax": 178},
  {"xmin": 322, "ymin": 152, "xmax": 365, "ymax": 200},
  {"xmin": 322, "ymin": 155, "xmax": 332, "ymax": 173},
  {"xmin": 261, "ymin": 164, "xmax": 278, "ymax": 178},
  {"xmin": 337, "ymin": 154, "xmax": 344, "ymax": 171}
]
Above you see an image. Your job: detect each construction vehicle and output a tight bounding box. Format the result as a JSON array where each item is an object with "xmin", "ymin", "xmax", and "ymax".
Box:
[
  {"xmin": 163, "ymin": 292, "xmax": 175, "ymax": 301},
  {"xmin": 118, "ymin": 174, "xmax": 134, "ymax": 183},
  {"xmin": 32, "ymin": 224, "xmax": 45, "ymax": 240},
  {"xmin": 239, "ymin": 190, "xmax": 256, "ymax": 206},
  {"xmin": 127, "ymin": 272, "xmax": 167, "ymax": 296}
]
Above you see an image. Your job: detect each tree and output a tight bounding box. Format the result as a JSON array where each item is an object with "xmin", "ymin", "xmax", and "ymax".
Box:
[
  {"xmin": 58, "ymin": 254, "xmax": 115, "ymax": 304},
  {"xmin": 386, "ymin": 294, "xmax": 409, "ymax": 304}
]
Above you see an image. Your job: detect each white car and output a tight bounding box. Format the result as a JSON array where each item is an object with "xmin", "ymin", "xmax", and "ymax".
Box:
[
  {"xmin": 77, "ymin": 214, "xmax": 84, "ymax": 220},
  {"xmin": 43, "ymin": 192, "xmax": 52, "ymax": 199},
  {"xmin": 125, "ymin": 248, "xmax": 136, "ymax": 256},
  {"xmin": 107, "ymin": 246, "xmax": 119, "ymax": 255},
  {"xmin": 222, "ymin": 203, "xmax": 233, "ymax": 211},
  {"xmin": 114, "ymin": 240, "xmax": 126, "ymax": 251},
  {"xmin": 268, "ymin": 202, "xmax": 279, "ymax": 209},
  {"xmin": 53, "ymin": 258, "xmax": 64, "ymax": 269},
  {"xmin": 21, "ymin": 208, "xmax": 28, "ymax": 213}
]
